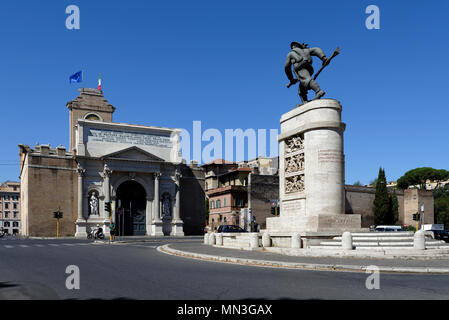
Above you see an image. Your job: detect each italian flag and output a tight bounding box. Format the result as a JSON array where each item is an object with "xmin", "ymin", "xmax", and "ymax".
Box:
[{"xmin": 97, "ymin": 73, "xmax": 102, "ymax": 91}]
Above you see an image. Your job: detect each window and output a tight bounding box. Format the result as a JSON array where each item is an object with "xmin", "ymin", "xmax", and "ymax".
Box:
[
  {"xmin": 13, "ymin": 203, "xmax": 17, "ymax": 210},
  {"xmin": 4, "ymin": 211, "xmax": 9, "ymax": 218},
  {"xmin": 4, "ymin": 195, "xmax": 9, "ymax": 201},
  {"xmin": 13, "ymin": 212, "xmax": 18, "ymax": 219},
  {"xmin": 13, "ymin": 222, "xmax": 18, "ymax": 227},
  {"xmin": 4, "ymin": 222, "xmax": 10, "ymax": 227},
  {"xmin": 85, "ymin": 113, "xmax": 101, "ymax": 121},
  {"xmin": 224, "ymin": 217, "xmax": 227, "ymax": 223},
  {"xmin": 224, "ymin": 198, "xmax": 227, "ymax": 207},
  {"xmin": 5, "ymin": 203, "xmax": 9, "ymax": 209},
  {"xmin": 210, "ymin": 201, "xmax": 215, "ymax": 209},
  {"xmin": 216, "ymin": 200, "xmax": 221, "ymax": 208}
]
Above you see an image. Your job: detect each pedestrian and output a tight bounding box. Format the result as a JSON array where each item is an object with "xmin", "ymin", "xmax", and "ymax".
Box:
[{"xmin": 110, "ymin": 222, "xmax": 116, "ymax": 242}]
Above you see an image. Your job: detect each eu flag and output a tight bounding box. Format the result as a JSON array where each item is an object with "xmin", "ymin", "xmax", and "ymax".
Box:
[{"xmin": 69, "ymin": 71, "xmax": 83, "ymax": 83}]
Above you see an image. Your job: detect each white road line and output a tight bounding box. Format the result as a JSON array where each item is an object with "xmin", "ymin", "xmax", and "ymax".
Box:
[
  {"xmin": 19, "ymin": 244, "xmax": 29, "ymax": 248},
  {"xmin": 34, "ymin": 244, "xmax": 44, "ymax": 247},
  {"xmin": 48, "ymin": 244, "xmax": 59, "ymax": 247},
  {"xmin": 62, "ymin": 243, "xmax": 76, "ymax": 246},
  {"xmin": 4, "ymin": 245, "xmax": 14, "ymax": 249}
]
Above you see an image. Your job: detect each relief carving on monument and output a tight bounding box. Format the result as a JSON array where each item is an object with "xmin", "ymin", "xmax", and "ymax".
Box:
[
  {"xmin": 285, "ymin": 174, "xmax": 305, "ymax": 194},
  {"xmin": 284, "ymin": 133, "xmax": 305, "ymax": 194},
  {"xmin": 285, "ymin": 135, "xmax": 304, "ymax": 154}
]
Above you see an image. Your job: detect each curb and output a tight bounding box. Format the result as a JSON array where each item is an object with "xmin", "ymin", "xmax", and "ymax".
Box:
[{"xmin": 157, "ymin": 244, "xmax": 449, "ymax": 274}]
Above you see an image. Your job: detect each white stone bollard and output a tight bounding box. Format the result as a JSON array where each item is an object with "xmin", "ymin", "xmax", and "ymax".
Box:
[
  {"xmin": 204, "ymin": 233, "xmax": 209, "ymax": 244},
  {"xmin": 262, "ymin": 232, "xmax": 271, "ymax": 247},
  {"xmin": 342, "ymin": 232, "xmax": 353, "ymax": 250},
  {"xmin": 291, "ymin": 232, "xmax": 301, "ymax": 248},
  {"xmin": 208, "ymin": 233, "xmax": 216, "ymax": 245},
  {"xmin": 414, "ymin": 230, "xmax": 426, "ymax": 250},
  {"xmin": 216, "ymin": 233, "xmax": 223, "ymax": 246},
  {"xmin": 249, "ymin": 233, "xmax": 259, "ymax": 249}
]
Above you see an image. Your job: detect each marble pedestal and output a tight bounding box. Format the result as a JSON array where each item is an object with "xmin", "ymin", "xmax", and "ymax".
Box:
[
  {"xmin": 170, "ymin": 220, "xmax": 184, "ymax": 236},
  {"xmin": 151, "ymin": 221, "xmax": 164, "ymax": 236},
  {"xmin": 267, "ymin": 99, "xmax": 362, "ymax": 233}
]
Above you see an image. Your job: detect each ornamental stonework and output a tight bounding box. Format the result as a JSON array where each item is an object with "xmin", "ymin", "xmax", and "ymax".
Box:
[{"xmin": 284, "ymin": 133, "xmax": 305, "ymax": 194}]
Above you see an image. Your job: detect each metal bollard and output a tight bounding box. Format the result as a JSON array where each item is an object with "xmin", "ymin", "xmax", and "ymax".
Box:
[
  {"xmin": 414, "ymin": 230, "xmax": 426, "ymax": 250},
  {"xmin": 342, "ymin": 232, "xmax": 353, "ymax": 250}
]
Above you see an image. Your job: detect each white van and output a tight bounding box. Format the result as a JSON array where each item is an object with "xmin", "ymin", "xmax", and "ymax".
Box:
[{"xmin": 375, "ymin": 225, "xmax": 403, "ymax": 232}]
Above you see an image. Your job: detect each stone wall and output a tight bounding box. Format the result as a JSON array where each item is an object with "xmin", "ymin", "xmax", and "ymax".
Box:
[
  {"xmin": 249, "ymin": 174, "xmax": 279, "ymax": 230},
  {"xmin": 180, "ymin": 164, "xmax": 205, "ymax": 235},
  {"xmin": 19, "ymin": 145, "xmax": 78, "ymax": 237}
]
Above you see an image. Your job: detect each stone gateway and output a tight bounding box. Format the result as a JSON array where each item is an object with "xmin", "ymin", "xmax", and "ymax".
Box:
[{"xmin": 19, "ymin": 88, "xmax": 205, "ymax": 237}]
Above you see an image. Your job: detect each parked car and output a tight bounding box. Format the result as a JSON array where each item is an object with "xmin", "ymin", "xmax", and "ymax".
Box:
[
  {"xmin": 431, "ymin": 229, "xmax": 449, "ymax": 243},
  {"xmin": 217, "ymin": 225, "xmax": 247, "ymax": 233},
  {"xmin": 374, "ymin": 225, "xmax": 404, "ymax": 232}
]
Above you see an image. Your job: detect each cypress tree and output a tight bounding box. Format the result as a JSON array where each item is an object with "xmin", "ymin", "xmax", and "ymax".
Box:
[{"xmin": 373, "ymin": 168, "xmax": 390, "ymax": 225}]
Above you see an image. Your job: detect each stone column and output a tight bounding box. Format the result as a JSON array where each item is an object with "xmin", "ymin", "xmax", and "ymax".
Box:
[
  {"xmin": 171, "ymin": 169, "xmax": 184, "ymax": 236},
  {"xmin": 101, "ymin": 164, "xmax": 112, "ymax": 236},
  {"xmin": 151, "ymin": 172, "xmax": 164, "ymax": 236},
  {"xmin": 75, "ymin": 164, "xmax": 87, "ymax": 238},
  {"xmin": 145, "ymin": 196, "xmax": 153, "ymax": 236}
]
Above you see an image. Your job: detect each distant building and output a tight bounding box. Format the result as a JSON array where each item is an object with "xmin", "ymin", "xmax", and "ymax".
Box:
[
  {"xmin": 0, "ymin": 181, "xmax": 20, "ymax": 235},
  {"xmin": 204, "ymin": 157, "xmax": 279, "ymax": 231}
]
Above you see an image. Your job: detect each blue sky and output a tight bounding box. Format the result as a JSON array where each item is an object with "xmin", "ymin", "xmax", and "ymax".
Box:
[{"xmin": 0, "ymin": 0, "xmax": 448, "ymax": 185}]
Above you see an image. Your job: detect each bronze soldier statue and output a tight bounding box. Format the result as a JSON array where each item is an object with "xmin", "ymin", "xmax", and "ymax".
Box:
[{"xmin": 285, "ymin": 41, "xmax": 332, "ymax": 104}]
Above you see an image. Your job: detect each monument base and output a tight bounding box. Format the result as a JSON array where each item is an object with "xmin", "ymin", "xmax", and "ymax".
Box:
[{"xmin": 267, "ymin": 214, "xmax": 363, "ymax": 233}]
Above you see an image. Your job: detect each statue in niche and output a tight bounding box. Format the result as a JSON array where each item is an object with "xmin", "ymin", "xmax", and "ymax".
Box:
[
  {"xmin": 89, "ymin": 193, "xmax": 99, "ymax": 216},
  {"xmin": 162, "ymin": 193, "xmax": 171, "ymax": 218}
]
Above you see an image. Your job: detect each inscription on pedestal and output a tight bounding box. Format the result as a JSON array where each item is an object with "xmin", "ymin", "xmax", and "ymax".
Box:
[
  {"xmin": 318, "ymin": 149, "xmax": 344, "ymax": 163},
  {"xmin": 87, "ymin": 128, "xmax": 172, "ymax": 148},
  {"xmin": 282, "ymin": 199, "xmax": 304, "ymax": 216}
]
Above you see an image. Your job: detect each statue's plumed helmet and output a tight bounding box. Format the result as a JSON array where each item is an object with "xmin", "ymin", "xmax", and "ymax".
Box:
[{"xmin": 290, "ymin": 41, "xmax": 308, "ymax": 49}]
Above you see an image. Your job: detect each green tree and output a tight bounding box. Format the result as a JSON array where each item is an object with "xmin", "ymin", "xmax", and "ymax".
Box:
[
  {"xmin": 435, "ymin": 185, "xmax": 449, "ymax": 229},
  {"xmin": 373, "ymin": 168, "xmax": 390, "ymax": 225},
  {"xmin": 353, "ymin": 181, "xmax": 362, "ymax": 186},
  {"xmin": 389, "ymin": 190, "xmax": 399, "ymax": 224},
  {"xmin": 373, "ymin": 168, "xmax": 398, "ymax": 225},
  {"xmin": 397, "ymin": 167, "xmax": 449, "ymax": 189}
]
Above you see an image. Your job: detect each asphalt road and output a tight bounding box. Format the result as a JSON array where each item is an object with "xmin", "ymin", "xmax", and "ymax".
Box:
[{"xmin": 1, "ymin": 237, "xmax": 449, "ymax": 300}]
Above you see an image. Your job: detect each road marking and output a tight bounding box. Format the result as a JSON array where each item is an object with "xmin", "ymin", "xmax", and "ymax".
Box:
[
  {"xmin": 131, "ymin": 245, "xmax": 158, "ymax": 248},
  {"xmin": 48, "ymin": 244, "xmax": 59, "ymax": 247},
  {"xmin": 63, "ymin": 243, "xmax": 76, "ymax": 246},
  {"xmin": 34, "ymin": 244, "xmax": 44, "ymax": 247},
  {"xmin": 4, "ymin": 245, "xmax": 14, "ymax": 249},
  {"xmin": 19, "ymin": 244, "xmax": 29, "ymax": 248}
]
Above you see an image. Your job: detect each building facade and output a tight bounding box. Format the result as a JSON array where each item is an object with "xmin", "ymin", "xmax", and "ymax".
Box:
[
  {"xmin": 0, "ymin": 181, "xmax": 20, "ymax": 235},
  {"xmin": 19, "ymin": 88, "xmax": 205, "ymax": 237},
  {"xmin": 205, "ymin": 157, "xmax": 279, "ymax": 231}
]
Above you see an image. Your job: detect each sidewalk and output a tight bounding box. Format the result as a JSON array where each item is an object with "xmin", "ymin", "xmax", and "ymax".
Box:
[{"xmin": 159, "ymin": 242, "xmax": 449, "ymax": 274}]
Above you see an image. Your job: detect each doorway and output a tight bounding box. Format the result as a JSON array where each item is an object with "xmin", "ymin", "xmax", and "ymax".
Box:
[{"xmin": 116, "ymin": 180, "xmax": 146, "ymax": 236}]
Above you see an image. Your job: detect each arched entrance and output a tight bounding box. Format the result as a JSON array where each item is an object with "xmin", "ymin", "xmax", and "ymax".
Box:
[{"xmin": 116, "ymin": 180, "xmax": 146, "ymax": 236}]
